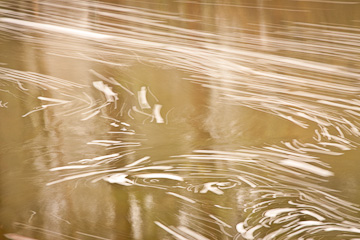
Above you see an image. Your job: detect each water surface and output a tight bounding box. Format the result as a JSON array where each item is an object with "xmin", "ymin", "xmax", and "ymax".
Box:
[{"xmin": 1, "ymin": 0, "xmax": 360, "ymax": 239}]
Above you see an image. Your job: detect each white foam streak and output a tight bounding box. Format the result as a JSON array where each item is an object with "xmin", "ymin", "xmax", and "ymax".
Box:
[
  {"xmin": 50, "ymin": 165, "xmax": 92, "ymax": 171},
  {"xmin": 166, "ymin": 192, "xmax": 196, "ymax": 203},
  {"xmin": 103, "ymin": 174, "xmax": 134, "ymax": 186},
  {"xmin": 138, "ymin": 87, "xmax": 151, "ymax": 109},
  {"xmin": 280, "ymin": 159, "xmax": 334, "ymax": 177},
  {"xmin": 135, "ymin": 173, "xmax": 184, "ymax": 181},
  {"xmin": 93, "ymin": 81, "xmax": 118, "ymax": 102},
  {"xmin": 154, "ymin": 221, "xmax": 188, "ymax": 240},
  {"xmin": 153, "ymin": 104, "xmax": 164, "ymax": 123},
  {"xmin": 125, "ymin": 156, "xmax": 151, "ymax": 167},
  {"xmin": 38, "ymin": 97, "xmax": 70, "ymax": 104},
  {"xmin": 300, "ymin": 210, "xmax": 326, "ymax": 221},
  {"xmin": 265, "ymin": 208, "xmax": 297, "ymax": 218},
  {"xmin": 0, "ymin": 18, "xmax": 111, "ymax": 39}
]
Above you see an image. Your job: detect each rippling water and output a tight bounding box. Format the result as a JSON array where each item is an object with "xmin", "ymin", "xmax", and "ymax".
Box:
[{"xmin": 1, "ymin": 0, "xmax": 360, "ymax": 239}]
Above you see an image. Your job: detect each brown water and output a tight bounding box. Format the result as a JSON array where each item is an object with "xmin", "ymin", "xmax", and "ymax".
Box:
[{"xmin": 1, "ymin": 0, "xmax": 360, "ymax": 239}]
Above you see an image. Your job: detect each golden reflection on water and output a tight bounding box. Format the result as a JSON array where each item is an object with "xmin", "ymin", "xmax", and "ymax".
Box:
[{"xmin": 1, "ymin": 0, "xmax": 360, "ymax": 239}]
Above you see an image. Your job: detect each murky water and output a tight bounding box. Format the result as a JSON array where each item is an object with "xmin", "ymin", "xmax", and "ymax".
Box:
[{"xmin": 1, "ymin": 0, "xmax": 360, "ymax": 239}]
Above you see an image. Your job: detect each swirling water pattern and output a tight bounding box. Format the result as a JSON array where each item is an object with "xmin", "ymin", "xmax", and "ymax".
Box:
[{"xmin": 0, "ymin": 0, "xmax": 360, "ymax": 239}]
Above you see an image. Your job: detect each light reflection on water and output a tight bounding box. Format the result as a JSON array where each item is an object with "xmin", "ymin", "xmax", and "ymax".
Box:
[{"xmin": 0, "ymin": 0, "xmax": 360, "ymax": 239}]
